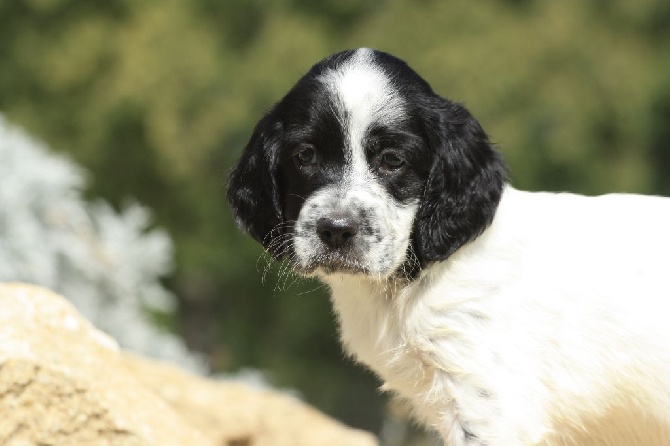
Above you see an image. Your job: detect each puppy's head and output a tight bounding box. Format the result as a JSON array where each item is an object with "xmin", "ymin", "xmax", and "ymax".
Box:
[{"xmin": 227, "ymin": 49, "xmax": 507, "ymax": 279}]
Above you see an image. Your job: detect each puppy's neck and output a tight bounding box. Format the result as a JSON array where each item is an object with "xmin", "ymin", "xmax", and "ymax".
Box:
[
  {"xmin": 320, "ymin": 272, "xmax": 411, "ymax": 303},
  {"xmin": 319, "ymin": 272, "xmax": 415, "ymax": 375}
]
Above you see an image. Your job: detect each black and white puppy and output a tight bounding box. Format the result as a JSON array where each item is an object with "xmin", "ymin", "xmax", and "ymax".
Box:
[{"xmin": 227, "ymin": 48, "xmax": 670, "ymax": 446}]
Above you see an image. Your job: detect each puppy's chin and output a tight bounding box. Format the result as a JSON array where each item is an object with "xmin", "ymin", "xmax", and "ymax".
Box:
[
  {"xmin": 293, "ymin": 250, "xmax": 405, "ymax": 280},
  {"xmin": 310, "ymin": 265, "xmax": 372, "ymax": 277},
  {"xmin": 294, "ymin": 256, "xmax": 372, "ymax": 277}
]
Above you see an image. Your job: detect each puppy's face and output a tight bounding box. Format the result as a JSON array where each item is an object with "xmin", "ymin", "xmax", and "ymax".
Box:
[
  {"xmin": 228, "ymin": 49, "xmax": 507, "ymax": 279},
  {"xmin": 281, "ymin": 51, "xmax": 432, "ymax": 277}
]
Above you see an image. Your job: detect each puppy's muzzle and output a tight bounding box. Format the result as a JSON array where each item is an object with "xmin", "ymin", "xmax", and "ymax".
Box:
[{"xmin": 317, "ymin": 215, "xmax": 359, "ymax": 249}]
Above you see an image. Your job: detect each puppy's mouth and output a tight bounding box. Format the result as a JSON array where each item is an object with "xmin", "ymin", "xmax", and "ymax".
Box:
[{"xmin": 295, "ymin": 251, "xmax": 370, "ymax": 276}]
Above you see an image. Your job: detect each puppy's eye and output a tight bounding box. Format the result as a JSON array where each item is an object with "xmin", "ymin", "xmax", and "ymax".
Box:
[
  {"xmin": 380, "ymin": 151, "xmax": 405, "ymax": 171},
  {"xmin": 295, "ymin": 145, "xmax": 317, "ymax": 167}
]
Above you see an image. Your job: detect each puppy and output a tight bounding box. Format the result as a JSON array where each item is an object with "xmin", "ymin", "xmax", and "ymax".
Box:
[{"xmin": 227, "ymin": 48, "xmax": 670, "ymax": 446}]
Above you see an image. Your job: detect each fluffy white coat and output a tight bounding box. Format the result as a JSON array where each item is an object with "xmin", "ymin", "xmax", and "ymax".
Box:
[{"xmin": 325, "ymin": 186, "xmax": 670, "ymax": 446}]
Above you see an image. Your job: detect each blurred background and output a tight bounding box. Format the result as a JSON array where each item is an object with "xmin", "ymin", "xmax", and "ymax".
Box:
[{"xmin": 0, "ymin": 0, "xmax": 669, "ymax": 444}]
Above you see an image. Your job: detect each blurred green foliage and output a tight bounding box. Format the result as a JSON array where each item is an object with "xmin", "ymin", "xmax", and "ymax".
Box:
[{"xmin": 1, "ymin": 0, "xmax": 669, "ymax": 438}]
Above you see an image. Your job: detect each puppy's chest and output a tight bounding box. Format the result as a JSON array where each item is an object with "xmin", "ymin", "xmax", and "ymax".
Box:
[
  {"xmin": 326, "ymin": 277, "xmax": 545, "ymax": 444},
  {"xmin": 328, "ymin": 279, "xmax": 473, "ymax": 403}
]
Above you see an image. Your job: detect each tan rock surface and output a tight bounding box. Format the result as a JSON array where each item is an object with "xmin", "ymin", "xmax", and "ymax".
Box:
[
  {"xmin": 0, "ymin": 283, "xmax": 378, "ymax": 446},
  {"xmin": 124, "ymin": 353, "xmax": 377, "ymax": 446}
]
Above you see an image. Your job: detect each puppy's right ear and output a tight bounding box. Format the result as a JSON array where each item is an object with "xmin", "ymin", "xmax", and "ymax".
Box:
[
  {"xmin": 412, "ymin": 100, "xmax": 507, "ymax": 265},
  {"xmin": 227, "ymin": 114, "xmax": 284, "ymax": 255}
]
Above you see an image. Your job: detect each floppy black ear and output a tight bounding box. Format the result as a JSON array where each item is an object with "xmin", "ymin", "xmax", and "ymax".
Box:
[
  {"xmin": 227, "ymin": 114, "xmax": 284, "ymax": 255},
  {"xmin": 413, "ymin": 100, "xmax": 507, "ymax": 265}
]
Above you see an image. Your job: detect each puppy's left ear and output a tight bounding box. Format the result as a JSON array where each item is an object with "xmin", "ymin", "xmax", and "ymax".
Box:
[
  {"xmin": 413, "ymin": 99, "xmax": 507, "ymax": 265},
  {"xmin": 227, "ymin": 113, "xmax": 285, "ymax": 256}
]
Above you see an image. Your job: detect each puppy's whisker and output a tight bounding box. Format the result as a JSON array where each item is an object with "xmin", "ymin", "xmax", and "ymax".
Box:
[{"xmin": 296, "ymin": 280, "xmax": 329, "ymax": 296}]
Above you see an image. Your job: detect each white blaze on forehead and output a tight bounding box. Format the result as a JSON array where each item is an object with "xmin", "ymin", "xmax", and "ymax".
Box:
[{"xmin": 319, "ymin": 49, "xmax": 405, "ymax": 176}]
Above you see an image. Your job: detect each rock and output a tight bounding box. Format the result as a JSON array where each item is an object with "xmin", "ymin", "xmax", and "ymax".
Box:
[
  {"xmin": 123, "ymin": 353, "xmax": 377, "ymax": 446},
  {"xmin": 0, "ymin": 283, "xmax": 378, "ymax": 446}
]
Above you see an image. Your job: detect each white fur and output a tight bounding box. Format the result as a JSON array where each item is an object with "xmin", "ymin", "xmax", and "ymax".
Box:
[{"xmin": 323, "ymin": 186, "xmax": 670, "ymax": 445}]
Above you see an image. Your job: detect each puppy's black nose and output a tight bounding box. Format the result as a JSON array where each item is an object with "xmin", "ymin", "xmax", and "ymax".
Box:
[{"xmin": 317, "ymin": 217, "xmax": 358, "ymax": 249}]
